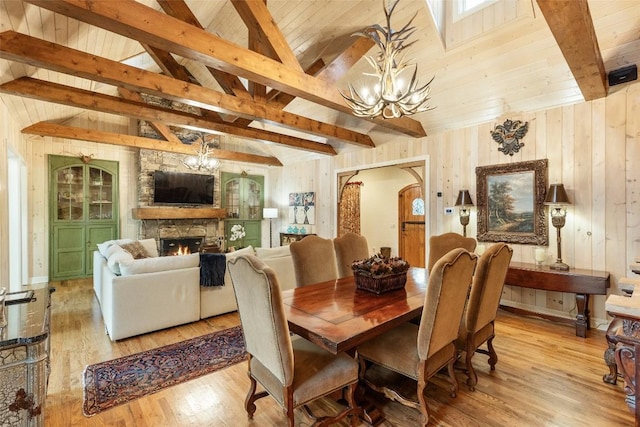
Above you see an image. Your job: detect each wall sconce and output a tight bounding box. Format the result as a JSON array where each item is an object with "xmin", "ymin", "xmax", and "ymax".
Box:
[
  {"xmin": 455, "ymin": 190, "xmax": 474, "ymax": 237},
  {"xmin": 263, "ymin": 208, "xmax": 278, "ymax": 248},
  {"xmin": 544, "ymin": 183, "xmax": 571, "ymax": 271}
]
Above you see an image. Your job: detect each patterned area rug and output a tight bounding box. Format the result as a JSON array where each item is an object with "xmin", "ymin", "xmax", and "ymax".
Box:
[{"xmin": 83, "ymin": 326, "xmax": 246, "ymax": 416}]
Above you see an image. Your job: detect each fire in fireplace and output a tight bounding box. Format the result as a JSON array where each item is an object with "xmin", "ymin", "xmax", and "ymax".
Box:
[{"xmin": 160, "ymin": 237, "xmax": 204, "ymax": 256}]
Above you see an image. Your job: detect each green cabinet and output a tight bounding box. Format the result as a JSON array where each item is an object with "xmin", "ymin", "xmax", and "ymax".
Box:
[
  {"xmin": 221, "ymin": 172, "xmax": 263, "ymax": 249},
  {"xmin": 49, "ymin": 155, "xmax": 119, "ymax": 280}
]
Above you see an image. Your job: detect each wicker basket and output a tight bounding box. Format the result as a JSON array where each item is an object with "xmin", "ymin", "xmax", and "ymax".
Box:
[{"xmin": 354, "ymin": 271, "xmax": 407, "ymax": 294}]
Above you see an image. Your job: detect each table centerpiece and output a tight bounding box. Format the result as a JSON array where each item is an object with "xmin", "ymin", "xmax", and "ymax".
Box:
[{"xmin": 351, "ymin": 254, "xmax": 410, "ymax": 294}]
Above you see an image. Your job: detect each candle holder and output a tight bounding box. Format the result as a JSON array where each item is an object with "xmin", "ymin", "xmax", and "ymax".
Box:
[{"xmin": 533, "ymin": 246, "xmax": 548, "ymax": 266}]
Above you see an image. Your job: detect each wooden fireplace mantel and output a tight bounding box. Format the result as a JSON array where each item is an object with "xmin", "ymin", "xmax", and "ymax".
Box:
[{"xmin": 132, "ymin": 207, "xmax": 226, "ymax": 220}]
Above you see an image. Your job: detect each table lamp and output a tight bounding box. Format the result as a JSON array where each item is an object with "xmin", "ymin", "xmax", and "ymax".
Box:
[
  {"xmin": 263, "ymin": 208, "xmax": 278, "ymax": 248},
  {"xmin": 455, "ymin": 190, "xmax": 474, "ymax": 237},
  {"xmin": 544, "ymin": 184, "xmax": 571, "ymax": 271}
]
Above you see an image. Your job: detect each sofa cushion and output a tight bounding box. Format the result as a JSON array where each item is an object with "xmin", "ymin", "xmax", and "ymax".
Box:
[
  {"xmin": 106, "ymin": 245, "xmax": 135, "ymax": 275},
  {"xmin": 138, "ymin": 238, "xmax": 159, "ymax": 258},
  {"xmin": 98, "ymin": 238, "xmax": 134, "ymax": 258},
  {"xmin": 256, "ymin": 245, "xmax": 290, "ymax": 260},
  {"xmin": 119, "ymin": 253, "xmax": 200, "ymax": 276},
  {"xmin": 120, "ymin": 240, "xmax": 151, "ymax": 259}
]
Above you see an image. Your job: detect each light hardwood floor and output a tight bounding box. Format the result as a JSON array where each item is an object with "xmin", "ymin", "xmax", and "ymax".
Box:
[{"xmin": 45, "ymin": 279, "xmax": 632, "ymax": 426}]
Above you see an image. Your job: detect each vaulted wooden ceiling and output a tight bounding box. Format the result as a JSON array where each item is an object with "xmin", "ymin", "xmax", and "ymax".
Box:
[{"xmin": 1, "ymin": 0, "xmax": 638, "ymax": 166}]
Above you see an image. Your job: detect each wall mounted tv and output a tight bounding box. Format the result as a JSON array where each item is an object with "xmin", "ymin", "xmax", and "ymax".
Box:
[{"xmin": 153, "ymin": 171, "xmax": 214, "ymax": 205}]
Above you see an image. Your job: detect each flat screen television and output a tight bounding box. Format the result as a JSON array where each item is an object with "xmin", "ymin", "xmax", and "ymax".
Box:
[{"xmin": 153, "ymin": 171, "xmax": 214, "ymax": 205}]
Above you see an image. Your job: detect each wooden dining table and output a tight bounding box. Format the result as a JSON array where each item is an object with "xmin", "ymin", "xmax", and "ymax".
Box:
[{"xmin": 281, "ymin": 267, "xmax": 428, "ymax": 355}]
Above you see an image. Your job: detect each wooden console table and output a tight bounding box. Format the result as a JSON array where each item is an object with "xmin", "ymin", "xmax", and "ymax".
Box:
[{"xmin": 504, "ymin": 262, "xmax": 610, "ymax": 337}]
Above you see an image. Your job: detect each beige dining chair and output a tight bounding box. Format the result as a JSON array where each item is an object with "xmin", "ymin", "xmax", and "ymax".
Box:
[
  {"xmin": 457, "ymin": 242, "xmax": 513, "ymax": 391},
  {"xmin": 333, "ymin": 232, "xmax": 370, "ymax": 278},
  {"xmin": 356, "ymin": 248, "xmax": 478, "ymax": 426},
  {"xmin": 289, "ymin": 235, "xmax": 339, "ymax": 287},
  {"xmin": 427, "ymin": 232, "xmax": 477, "ymax": 272},
  {"xmin": 227, "ymin": 254, "xmax": 361, "ymax": 427}
]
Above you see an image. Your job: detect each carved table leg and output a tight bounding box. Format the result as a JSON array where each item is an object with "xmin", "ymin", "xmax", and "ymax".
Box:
[
  {"xmin": 575, "ymin": 293, "xmax": 590, "ymax": 338},
  {"xmin": 604, "ymin": 317, "xmax": 623, "ymax": 385},
  {"xmin": 615, "ymin": 343, "xmax": 637, "ymax": 411}
]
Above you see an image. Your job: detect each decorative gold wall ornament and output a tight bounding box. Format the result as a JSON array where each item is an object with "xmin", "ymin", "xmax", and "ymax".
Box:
[{"xmin": 490, "ymin": 119, "xmax": 529, "ymax": 156}]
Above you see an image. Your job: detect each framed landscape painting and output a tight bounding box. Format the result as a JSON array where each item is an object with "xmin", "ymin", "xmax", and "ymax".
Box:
[{"xmin": 476, "ymin": 159, "xmax": 548, "ymax": 245}]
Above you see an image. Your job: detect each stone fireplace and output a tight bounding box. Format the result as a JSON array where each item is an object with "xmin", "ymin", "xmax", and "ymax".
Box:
[{"xmin": 135, "ymin": 148, "xmax": 225, "ymax": 251}]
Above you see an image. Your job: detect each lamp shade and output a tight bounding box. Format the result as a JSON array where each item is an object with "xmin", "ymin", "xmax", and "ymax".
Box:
[
  {"xmin": 455, "ymin": 190, "xmax": 474, "ymax": 207},
  {"xmin": 544, "ymin": 184, "xmax": 570, "ymax": 205},
  {"xmin": 262, "ymin": 208, "xmax": 278, "ymax": 219}
]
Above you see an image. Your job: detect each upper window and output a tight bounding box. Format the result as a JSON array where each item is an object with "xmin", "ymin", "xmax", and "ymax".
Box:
[{"xmin": 452, "ymin": 0, "xmax": 498, "ymax": 22}]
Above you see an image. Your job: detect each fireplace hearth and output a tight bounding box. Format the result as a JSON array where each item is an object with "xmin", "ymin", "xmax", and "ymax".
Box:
[{"xmin": 161, "ymin": 237, "xmax": 204, "ymax": 256}]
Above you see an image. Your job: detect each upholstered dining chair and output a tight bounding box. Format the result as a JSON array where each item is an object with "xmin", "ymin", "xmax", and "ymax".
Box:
[
  {"xmin": 227, "ymin": 254, "xmax": 361, "ymax": 427},
  {"xmin": 427, "ymin": 232, "xmax": 477, "ymax": 272},
  {"xmin": 290, "ymin": 235, "xmax": 339, "ymax": 287},
  {"xmin": 456, "ymin": 242, "xmax": 513, "ymax": 391},
  {"xmin": 333, "ymin": 232, "xmax": 370, "ymax": 278},
  {"xmin": 356, "ymin": 248, "xmax": 478, "ymax": 426}
]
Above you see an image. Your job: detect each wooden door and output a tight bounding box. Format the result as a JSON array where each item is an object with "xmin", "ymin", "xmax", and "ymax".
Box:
[{"xmin": 398, "ymin": 183, "xmax": 425, "ymax": 268}]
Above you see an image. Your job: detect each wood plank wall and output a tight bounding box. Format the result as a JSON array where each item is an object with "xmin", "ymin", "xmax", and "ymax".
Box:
[
  {"xmin": 269, "ymin": 82, "xmax": 640, "ymax": 327},
  {"xmin": 0, "ymin": 82, "xmax": 638, "ymax": 326}
]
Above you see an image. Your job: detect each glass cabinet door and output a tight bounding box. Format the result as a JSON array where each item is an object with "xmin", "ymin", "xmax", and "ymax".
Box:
[
  {"xmin": 245, "ymin": 178, "xmax": 262, "ymax": 219},
  {"xmin": 55, "ymin": 166, "xmax": 84, "ymax": 220},
  {"xmin": 224, "ymin": 178, "xmax": 241, "ymax": 218},
  {"xmin": 88, "ymin": 166, "xmax": 114, "ymax": 220},
  {"xmin": 223, "ymin": 174, "xmax": 263, "ymax": 219}
]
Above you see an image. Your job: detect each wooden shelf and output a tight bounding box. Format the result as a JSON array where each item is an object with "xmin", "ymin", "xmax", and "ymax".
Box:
[{"xmin": 132, "ymin": 207, "xmax": 226, "ymax": 220}]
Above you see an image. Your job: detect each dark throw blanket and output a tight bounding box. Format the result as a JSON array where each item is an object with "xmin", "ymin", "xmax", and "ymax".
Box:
[{"xmin": 200, "ymin": 253, "xmax": 226, "ymax": 287}]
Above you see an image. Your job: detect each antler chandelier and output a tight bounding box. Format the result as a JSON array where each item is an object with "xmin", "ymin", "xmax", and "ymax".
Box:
[
  {"xmin": 182, "ymin": 135, "xmax": 220, "ymax": 172},
  {"xmin": 340, "ymin": 0, "xmax": 434, "ymax": 119}
]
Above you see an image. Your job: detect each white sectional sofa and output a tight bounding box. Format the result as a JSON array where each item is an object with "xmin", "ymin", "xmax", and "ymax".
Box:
[{"xmin": 93, "ymin": 239, "xmax": 295, "ymax": 341}]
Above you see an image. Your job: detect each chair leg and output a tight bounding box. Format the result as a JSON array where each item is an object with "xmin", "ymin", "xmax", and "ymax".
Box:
[
  {"xmin": 416, "ymin": 373, "xmax": 430, "ymax": 427},
  {"xmin": 465, "ymin": 348, "xmax": 478, "ymax": 391},
  {"xmin": 446, "ymin": 358, "xmax": 459, "ymax": 398},
  {"xmin": 285, "ymin": 387, "xmax": 295, "ymax": 427},
  {"xmin": 245, "ymin": 375, "xmax": 259, "ymax": 419},
  {"xmin": 486, "ymin": 335, "xmax": 498, "ymax": 371}
]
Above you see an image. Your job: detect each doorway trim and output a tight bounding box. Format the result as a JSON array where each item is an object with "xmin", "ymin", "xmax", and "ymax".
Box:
[
  {"xmin": 334, "ymin": 155, "xmax": 430, "ymax": 266},
  {"xmin": 8, "ymin": 148, "xmax": 28, "ymax": 290}
]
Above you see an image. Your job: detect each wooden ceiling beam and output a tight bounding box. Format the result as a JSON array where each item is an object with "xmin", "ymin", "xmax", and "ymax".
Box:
[
  {"xmin": 117, "ymin": 87, "xmax": 182, "ymax": 144},
  {"xmin": 231, "ymin": 0, "xmax": 303, "ymax": 72},
  {"xmin": 24, "ymin": 0, "xmax": 426, "ymax": 137},
  {"xmin": 155, "ymin": 0, "xmax": 255, "ymax": 127},
  {"xmin": 266, "ymin": 35, "xmax": 376, "ymax": 109},
  {"xmin": 536, "ymin": 0, "xmax": 608, "ymax": 100},
  {"xmin": 0, "ymin": 77, "xmax": 337, "ymax": 156},
  {"xmin": 22, "ymin": 122, "xmax": 282, "ymax": 166},
  {"xmin": 0, "ymin": 31, "xmax": 373, "ymax": 148}
]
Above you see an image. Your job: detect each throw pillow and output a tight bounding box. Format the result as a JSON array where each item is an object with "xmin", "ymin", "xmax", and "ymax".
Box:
[
  {"xmin": 120, "ymin": 241, "xmax": 151, "ymax": 259},
  {"xmin": 138, "ymin": 238, "xmax": 159, "ymax": 258}
]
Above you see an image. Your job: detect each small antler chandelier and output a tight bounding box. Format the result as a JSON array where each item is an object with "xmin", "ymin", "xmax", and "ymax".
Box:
[
  {"xmin": 340, "ymin": 0, "xmax": 434, "ymax": 119},
  {"xmin": 183, "ymin": 135, "xmax": 219, "ymax": 172}
]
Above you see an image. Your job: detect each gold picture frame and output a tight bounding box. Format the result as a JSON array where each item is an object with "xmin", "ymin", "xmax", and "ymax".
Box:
[{"xmin": 476, "ymin": 159, "xmax": 548, "ymax": 245}]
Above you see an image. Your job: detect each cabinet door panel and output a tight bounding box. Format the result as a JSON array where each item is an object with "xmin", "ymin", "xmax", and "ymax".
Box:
[
  {"xmin": 52, "ymin": 225, "xmax": 85, "ymax": 278},
  {"xmin": 86, "ymin": 225, "xmax": 117, "ymax": 275}
]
